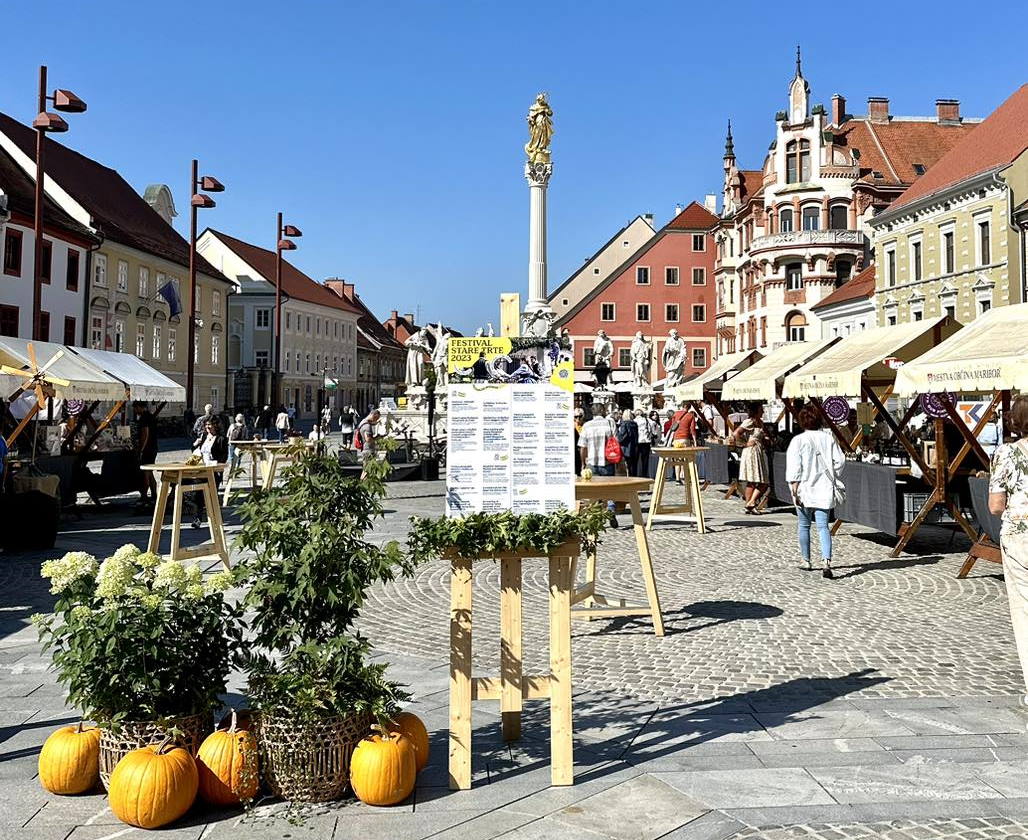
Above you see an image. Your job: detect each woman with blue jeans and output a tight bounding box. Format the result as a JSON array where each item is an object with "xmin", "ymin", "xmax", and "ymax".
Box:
[{"xmin": 786, "ymin": 403, "xmax": 846, "ymax": 579}]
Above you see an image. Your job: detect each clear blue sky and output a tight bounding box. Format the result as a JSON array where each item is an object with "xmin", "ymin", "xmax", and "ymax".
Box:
[{"xmin": 4, "ymin": 2, "xmax": 1025, "ymax": 333}]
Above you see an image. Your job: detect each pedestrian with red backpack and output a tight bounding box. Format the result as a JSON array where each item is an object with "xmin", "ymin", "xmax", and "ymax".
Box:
[{"xmin": 579, "ymin": 404, "xmax": 620, "ymax": 528}]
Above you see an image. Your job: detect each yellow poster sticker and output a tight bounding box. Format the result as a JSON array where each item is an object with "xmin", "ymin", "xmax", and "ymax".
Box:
[
  {"xmin": 447, "ymin": 337, "xmax": 512, "ymax": 373},
  {"xmin": 549, "ymin": 360, "xmax": 574, "ymax": 392}
]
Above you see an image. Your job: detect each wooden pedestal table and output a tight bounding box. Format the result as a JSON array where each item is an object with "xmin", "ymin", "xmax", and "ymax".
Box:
[
  {"xmin": 260, "ymin": 441, "xmax": 313, "ymax": 490},
  {"xmin": 574, "ymin": 476, "xmax": 664, "ymax": 636},
  {"xmin": 143, "ymin": 464, "xmax": 230, "ymax": 570},
  {"xmin": 446, "ymin": 539, "xmax": 579, "ymax": 791},
  {"xmin": 221, "ymin": 439, "xmax": 271, "ymax": 505},
  {"xmin": 647, "ymin": 447, "xmax": 707, "ymax": 533}
]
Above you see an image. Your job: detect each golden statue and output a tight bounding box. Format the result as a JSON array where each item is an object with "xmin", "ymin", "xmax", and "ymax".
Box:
[{"xmin": 525, "ymin": 93, "xmax": 553, "ymax": 164}]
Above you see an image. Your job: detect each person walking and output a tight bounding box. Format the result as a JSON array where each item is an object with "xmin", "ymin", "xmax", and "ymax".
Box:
[
  {"xmin": 616, "ymin": 409, "xmax": 640, "ymax": 477},
  {"xmin": 731, "ymin": 404, "xmax": 769, "ymax": 513},
  {"xmin": 357, "ymin": 408, "xmax": 383, "ymax": 479},
  {"xmin": 635, "ymin": 409, "xmax": 659, "ymax": 478},
  {"xmin": 989, "ymin": 397, "xmax": 1028, "ymax": 703},
  {"xmin": 227, "ymin": 413, "xmax": 247, "ymax": 472},
  {"xmin": 192, "ymin": 403, "xmax": 215, "ymax": 440},
  {"xmin": 786, "ymin": 403, "xmax": 846, "ymax": 578},
  {"xmin": 132, "ymin": 401, "xmax": 158, "ymax": 512},
  {"xmin": 573, "ymin": 407, "xmax": 585, "ymax": 476},
  {"xmin": 579, "ymin": 404, "xmax": 619, "ymax": 528},
  {"xmin": 190, "ymin": 416, "xmax": 228, "ymax": 529},
  {"xmin": 339, "ymin": 405, "xmax": 355, "ymax": 449},
  {"xmin": 256, "ymin": 404, "xmax": 273, "ymax": 440},
  {"xmin": 274, "ymin": 405, "xmax": 290, "ymax": 443}
]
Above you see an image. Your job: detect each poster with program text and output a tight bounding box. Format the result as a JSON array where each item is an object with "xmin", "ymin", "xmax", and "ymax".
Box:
[{"xmin": 445, "ymin": 336, "xmax": 575, "ymax": 516}]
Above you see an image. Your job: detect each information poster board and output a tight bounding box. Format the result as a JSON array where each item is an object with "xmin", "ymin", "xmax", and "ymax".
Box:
[{"xmin": 445, "ymin": 336, "xmax": 575, "ymax": 517}]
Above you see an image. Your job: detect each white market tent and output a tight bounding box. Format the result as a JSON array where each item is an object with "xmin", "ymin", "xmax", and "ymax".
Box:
[
  {"xmin": 722, "ymin": 339, "xmax": 838, "ymax": 402},
  {"xmin": 894, "ymin": 303, "xmax": 1028, "ymax": 395},
  {"xmin": 672, "ymin": 350, "xmax": 763, "ymax": 402},
  {"xmin": 0, "ymin": 337, "xmax": 124, "ymax": 402},
  {"xmin": 71, "ymin": 347, "xmax": 185, "ymax": 403},
  {"xmin": 782, "ymin": 316, "xmax": 958, "ymax": 399}
]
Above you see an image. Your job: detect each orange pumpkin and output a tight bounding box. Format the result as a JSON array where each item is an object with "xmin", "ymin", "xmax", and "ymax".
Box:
[
  {"xmin": 217, "ymin": 708, "xmax": 254, "ymax": 732},
  {"xmin": 196, "ymin": 710, "xmax": 259, "ymax": 806},
  {"xmin": 38, "ymin": 722, "xmax": 100, "ymax": 795},
  {"xmin": 108, "ymin": 737, "xmax": 198, "ymax": 829},
  {"xmin": 349, "ymin": 732, "xmax": 416, "ymax": 806},
  {"xmin": 392, "ymin": 712, "xmax": 429, "ymax": 771}
]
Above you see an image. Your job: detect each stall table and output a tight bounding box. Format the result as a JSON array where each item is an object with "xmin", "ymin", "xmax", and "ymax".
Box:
[
  {"xmin": 221, "ymin": 439, "xmax": 274, "ymax": 504},
  {"xmin": 647, "ymin": 447, "xmax": 707, "ymax": 532},
  {"xmin": 143, "ymin": 463, "xmax": 230, "ymax": 569}
]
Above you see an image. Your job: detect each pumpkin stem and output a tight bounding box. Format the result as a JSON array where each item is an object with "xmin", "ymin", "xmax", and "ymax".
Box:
[
  {"xmin": 76, "ymin": 720, "xmax": 83, "ymax": 734},
  {"xmin": 372, "ymin": 715, "xmax": 396, "ymax": 741},
  {"xmin": 228, "ymin": 708, "xmax": 237, "ymax": 734},
  {"xmin": 155, "ymin": 734, "xmax": 176, "ymax": 754}
]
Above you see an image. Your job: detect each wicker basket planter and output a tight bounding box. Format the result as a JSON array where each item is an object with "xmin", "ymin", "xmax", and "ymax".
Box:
[
  {"xmin": 98, "ymin": 711, "xmax": 212, "ymax": 790},
  {"xmin": 256, "ymin": 710, "xmax": 372, "ymax": 802}
]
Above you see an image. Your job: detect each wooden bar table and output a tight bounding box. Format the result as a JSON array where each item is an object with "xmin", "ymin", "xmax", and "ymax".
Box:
[
  {"xmin": 143, "ymin": 463, "xmax": 230, "ymax": 569},
  {"xmin": 446, "ymin": 539, "xmax": 579, "ymax": 791},
  {"xmin": 647, "ymin": 446, "xmax": 708, "ymax": 533},
  {"xmin": 259, "ymin": 440, "xmax": 313, "ymax": 490},
  {"xmin": 574, "ymin": 476, "xmax": 664, "ymax": 636},
  {"xmin": 221, "ymin": 439, "xmax": 272, "ymax": 505}
]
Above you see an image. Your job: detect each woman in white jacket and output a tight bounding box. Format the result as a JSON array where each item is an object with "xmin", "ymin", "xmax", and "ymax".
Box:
[{"xmin": 786, "ymin": 403, "xmax": 846, "ymax": 578}]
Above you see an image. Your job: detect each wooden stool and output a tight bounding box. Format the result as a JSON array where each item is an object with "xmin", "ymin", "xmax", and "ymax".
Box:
[
  {"xmin": 574, "ymin": 477, "xmax": 664, "ymax": 636},
  {"xmin": 648, "ymin": 447, "xmax": 707, "ymax": 532},
  {"xmin": 221, "ymin": 440, "xmax": 269, "ymax": 505},
  {"xmin": 143, "ymin": 464, "xmax": 230, "ymax": 569},
  {"xmin": 446, "ymin": 539, "xmax": 579, "ymax": 790}
]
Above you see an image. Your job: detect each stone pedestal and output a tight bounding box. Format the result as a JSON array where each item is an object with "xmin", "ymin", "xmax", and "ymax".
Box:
[
  {"xmin": 632, "ymin": 387, "xmax": 656, "ymax": 415},
  {"xmin": 590, "ymin": 388, "xmax": 617, "ymax": 418},
  {"xmin": 522, "ymin": 160, "xmax": 556, "ymax": 338},
  {"xmin": 390, "ymin": 386, "xmax": 445, "ymax": 444}
]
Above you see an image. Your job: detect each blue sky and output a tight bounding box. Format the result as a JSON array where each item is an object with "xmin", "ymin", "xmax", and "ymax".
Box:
[{"xmin": 4, "ymin": 2, "xmax": 1026, "ymax": 332}]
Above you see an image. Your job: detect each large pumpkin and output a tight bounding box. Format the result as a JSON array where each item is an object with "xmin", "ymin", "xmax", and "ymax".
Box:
[
  {"xmin": 392, "ymin": 712, "xmax": 429, "ymax": 771},
  {"xmin": 108, "ymin": 737, "xmax": 198, "ymax": 829},
  {"xmin": 196, "ymin": 711, "xmax": 259, "ymax": 806},
  {"xmin": 350, "ymin": 732, "xmax": 416, "ymax": 806},
  {"xmin": 38, "ymin": 722, "xmax": 100, "ymax": 795}
]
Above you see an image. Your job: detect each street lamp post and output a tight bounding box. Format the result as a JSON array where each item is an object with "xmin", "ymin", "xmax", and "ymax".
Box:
[
  {"xmin": 32, "ymin": 65, "xmax": 86, "ymax": 341},
  {"xmin": 274, "ymin": 213, "xmax": 302, "ymax": 408},
  {"xmin": 186, "ymin": 159, "xmax": 224, "ymax": 413}
]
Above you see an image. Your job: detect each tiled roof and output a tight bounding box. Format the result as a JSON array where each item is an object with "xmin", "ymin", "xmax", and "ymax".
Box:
[
  {"xmin": 887, "ymin": 85, "xmax": 1028, "ymax": 211},
  {"xmin": 0, "ymin": 145, "xmax": 97, "ymax": 242},
  {"xmin": 0, "ymin": 112, "xmax": 226, "ymax": 281},
  {"xmin": 739, "ymin": 170, "xmax": 764, "ymax": 201},
  {"xmin": 811, "ymin": 264, "xmax": 876, "ymax": 311},
  {"xmin": 331, "ymin": 285, "xmax": 404, "ymax": 351},
  {"xmin": 206, "ymin": 228, "xmax": 361, "ymax": 314},
  {"xmin": 665, "ymin": 201, "xmax": 719, "ymax": 230}
]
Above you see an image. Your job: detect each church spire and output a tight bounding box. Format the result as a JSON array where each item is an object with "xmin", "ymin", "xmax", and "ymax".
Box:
[
  {"xmin": 795, "ymin": 44, "xmax": 803, "ymax": 78},
  {"xmin": 724, "ymin": 119, "xmax": 735, "ymax": 159}
]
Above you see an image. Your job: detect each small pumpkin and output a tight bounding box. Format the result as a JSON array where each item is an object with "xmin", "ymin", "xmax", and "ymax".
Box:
[
  {"xmin": 392, "ymin": 712, "xmax": 429, "ymax": 771},
  {"xmin": 108, "ymin": 736, "xmax": 198, "ymax": 829},
  {"xmin": 197, "ymin": 710, "xmax": 259, "ymax": 806},
  {"xmin": 38, "ymin": 721, "xmax": 100, "ymax": 795},
  {"xmin": 350, "ymin": 730, "xmax": 416, "ymax": 806}
]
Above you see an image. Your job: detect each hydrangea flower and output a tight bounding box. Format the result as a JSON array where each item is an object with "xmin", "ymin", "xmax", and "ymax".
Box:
[
  {"xmin": 141, "ymin": 593, "xmax": 163, "ymax": 610},
  {"xmin": 70, "ymin": 606, "xmax": 92, "ymax": 621},
  {"xmin": 205, "ymin": 570, "xmax": 235, "ymax": 594},
  {"xmin": 40, "ymin": 552, "xmax": 98, "ymax": 594},
  {"xmin": 111, "ymin": 544, "xmax": 142, "ymax": 563},
  {"xmin": 95, "ymin": 556, "xmax": 136, "ymax": 600},
  {"xmin": 185, "ymin": 564, "xmax": 203, "ymax": 586},
  {"xmin": 136, "ymin": 551, "xmax": 162, "ymax": 569},
  {"xmin": 153, "ymin": 560, "xmax": 187, "ymax": 591},
  {"xmin": 184, "ymin": 584, "xmax": 205, "ymax": 601}
]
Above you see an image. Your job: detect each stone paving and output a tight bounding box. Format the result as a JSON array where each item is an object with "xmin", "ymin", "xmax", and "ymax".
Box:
[{"xmin": 4, "ymin": 450, "xmax": 1028, "ymax": 839}]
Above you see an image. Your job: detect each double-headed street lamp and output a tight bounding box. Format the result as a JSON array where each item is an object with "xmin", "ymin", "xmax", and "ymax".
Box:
[
  {"xmin": 32, "ymin": 65, "xmax": 87, "ymax": 341},
  {"xmin": 274, "ymin": 213, "xmax": 301, "ymax": 406},
  {"xmin": 186, "ymin": 159, "xmax": 225, "ymax": 413}
]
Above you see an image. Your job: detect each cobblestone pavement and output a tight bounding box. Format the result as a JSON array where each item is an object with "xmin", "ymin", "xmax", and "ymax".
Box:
[{"xmin": 6, "ymin": 465, "xmax": 1028, "ymax": 839}]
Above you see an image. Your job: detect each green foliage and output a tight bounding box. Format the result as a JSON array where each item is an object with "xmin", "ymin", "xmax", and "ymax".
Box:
[{"xmin": 408, "ymin": 507, "xmax": 609, "ymax": 563}]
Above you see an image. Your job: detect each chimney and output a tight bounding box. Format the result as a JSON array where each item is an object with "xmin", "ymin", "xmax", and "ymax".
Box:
[
  {"xmin": 673, "ymin": 204, "xmax": 683, "ymax": 217},
  {"xmin": 343, "ymin": 281, "xmax": 354, "ymax": 300},
  {"xmin": 704, "ymin": 194, "xmax": 717, "ymax": 214},
  {"xmin": 642, "ymin": 212, "xmax": 655, "ymax": 228},
  {"xmin": 831, "ymin": 93, "xmax": 846, "ymax": 126},
  {"xmin": 936, "ymin": 98, "xmax": 961, "ymax": 124},
  {"xmin": 867, "ymin": 97, "xmax": 890, "ymax": 124},
  {"xmin": 404, "ymin": 313, "xmax": 415, "ymax": 324}
]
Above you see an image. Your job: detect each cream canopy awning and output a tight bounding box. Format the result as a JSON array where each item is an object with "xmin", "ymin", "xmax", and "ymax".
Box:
[
  {"xmin": 672, "ymin": 350, "xmax": 762, "ymax": 401},
  {"xmin": 71, "ymin": 347, "xmax": 186, "ymax": 403},
  {"xmin": 0, "ymin": 338, "xmax": 125, "ymax": 402},
  {"xmin": 722, "ymin": 338, "xmax": 839, "ymax": 402},
  {"xmin": 894, "ymin": 303, "xmax": 1028, "ymax": 395},
  {"xmin": 783, "ymin": 316, "xmax": 958, "ymax": 399}
]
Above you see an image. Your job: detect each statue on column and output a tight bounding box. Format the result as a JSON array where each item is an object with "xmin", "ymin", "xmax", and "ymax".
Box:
[
  {"xmin": 404, "ymin": 327, "xmax": 431, "ymax": 386},
  {"xmin": 431, "ymin": 325, "xmax": 450, "ymax": 388},
  {"xmin": 630, "ymin": 331, "xmax": 652, "ymax": 388},
  {"xmin": 592, "ymin": 329, "xmax": 614, "ymax": 389},
  {"xmin": 525, "ymin": 93, "xmax": 554, "ymax": 164},
  {"xmin": 662, "ymin": 329, "xmax": 688, "ymax": 388}
]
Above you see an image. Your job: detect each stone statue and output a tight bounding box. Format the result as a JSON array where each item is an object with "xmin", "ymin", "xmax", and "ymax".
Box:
[
  {"xmin": 525, "ymin": 93, "xmax": 554, "ymax": 164},
  {"xmin": 431, "ymin": 325, "xmax": 450, "ymax": 388},
  {"xmin": 662, "ymin": 329, "xmax": 687, "ymax": 388},
  {"xmin": 404, "ymin": 328, "xmax": 431, "ymax": 386},
  {"xmin": 592, "ymin": 329, "xmax": 614, "ymax": 389},
  {"xmin": 630, "ymin": 331, "xmax": 652, "ymax": 388}
]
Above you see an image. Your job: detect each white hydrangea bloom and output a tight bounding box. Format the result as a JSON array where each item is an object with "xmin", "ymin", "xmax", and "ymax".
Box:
[
  {"xmin": 185, "ymin": 564, "xmax": 203, "ymax": 586},
  {"xmin": 136, "ymin": 551, "xmax": 162, "ymax": 569},
  {"xmin": 141, "ymin": 593, "xmax": 163, "ymax": 610},
  {"xmin": 95, "ymin": 556, "xmax": 136, "ymax": 599},
  {"xmin": 70, "ymin": 605, "xmax": 92, "ymax": 621},
  {"xmin": 184, "ymin": 584, "xmax": 205, "ymax": 601},
  {"xmin": 153, "ymin": 561, "xmax": 187, "ymax": 590},
  {"xmin": 205, "ymin": 570, "xmax": 235, "ymax": 594},
  {"xmin": 40, "ymin": 552, "xmax": 98, "ymax": 594},
  {"xmin": 111, "ymin": 544, "xmax": 142, "ymax": 562}
]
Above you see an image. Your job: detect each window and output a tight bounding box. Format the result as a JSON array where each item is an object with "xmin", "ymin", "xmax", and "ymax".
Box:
[
  {"xmin": 785, "ymin": 262, "xmax": 803, "ymax": 291},
  {"xmin": 316, "ymin": 317, "xmax": 321, "ymax": 335},
  {"xmin": 167, "ymin": 328, "xmax": 176, "ymax": 361},
  {"xmin": 911, "ymin": 240, "xmax": 922, "ymax": 282},
  {"xmin": 194, "ymin": 334, "xmax": 199, "ymax": 363},
  {"xmin": 3, "ymin": 228, "xmax": 23, "ymax": 275},
  {"xmin": 136, "ymin": 323, "xmax": 145, "ymax": 357},
  {"xmin": 66, "ymin": 250, "xmax": 79, "ymax": 291},
  {"xmin": 622, "ymin": 240, "xmax": 629, "ymax": 247},
  {"xmin": 692, "ymin": 267, "xmax": 706, "ymax": 285},
  {"xmin": 979, "ymin": 297, "xmax": 992, "ymax": 315},
  {"xmin": 212, "ymin": 290, "xmax": 221, "ymax": 317},
  {"xmin": 255, "ymin": 349, "xmax": 269, "ymax": 368},
  {"xmin": 802, "ymin": 206, "xmax": 820, "ymax": 231},
  {"xmin": 636, "ymin": 266, "xmax": 650, "ymax": 285},
  {"xmin": 138, "ymin": 266, "xmax": 149, "ymax": 297},
  {"xmin": 944, "ymin": 303, "xmax": 956, "ymax": 320},
  {"xmin": 913, "ymin": 162, "xmax": 926, "ymax": 176},
  {"xmin": 786, "ymin": 311, "xmax": 807, "ymax": 342},
  {"xmin": 305, "ymin": 353, "xmax": 311, "ymax": 373},
  {"xmin": 63, "ymin": 316, "xmax": 76, "ymax": 345},
  {"xmin": 0, "ymin": 305, "xmax": 19, "ymax": 337},
  {"xmin": 285, "ymin": 350, "xmax": 291, "ymax": 372},
  {"xmin": 38, "ymin": 311, "xmax": 50, "ymax": 341},
  {"xmin": 592, "ymin": 267, "xmax": 600, "ymax": 275},
  {"xmin": 211, "ymin": 334, "xmax": 220, "ymax": 366},
  {"xmin": 785, "ymin": 139, "xmax": 811, "ymax": 183},
  {"xmin": 306, "ymin": 316, "xmax": 311, "ymax": 332},
  {"xmin": 114, "ymin": 319, "xmax": 125, "ymax": 352},
  {"xmin": 692, "ymin": 234, "xmax": 706, "ymax": 251},
  {"xmin": 90, "ymin": 315, "xmax": 104, "ymax": 348},
  {"xmin": 829, "ymin": 204, "xmax": 848, "ymax": 230},
  {"xmin": 665, "ymin": 304, "xmax": 679, "ymax": 322},
  {"xmin": 117, "ymin": 260, "xmax": 128, "ymax": 292},
  {"xmin": 779, "ymin": 208, "xmax": 793, "ymax": 232},
  {"xmin": 692, "ymin": 348, "xmax": 706, "ymax": 368},
  {"xmin": 836, "ymin": 261, "xmax": 852, "ymax": 285},
  {"xmin": 41, "ymin": 240, "xmax": 52, "ymax": 284},
  {"xmin": 692, "ymin": 304, "xmax": 706, "ymax": 322},
  {"xmin": 210, "ymin": 386, "xmax": 219, "ymax": 409},
  {"xmin": 942, "ymin": 229, "xmax": 955, "ymax": 274},
  {"xmin": 887, "ymin": 314, "xmax": 898, "ymax": 326},
  {"xmin": 665, "ymin": 267, "xmax": 679, "ymax": 285},
  {"xmin": 256, "ymin": 308, "xmax": 271, "ymax": 329},
  {"xmin": 636, "ymin": 303, "xmax": 650, "ymax": 321},
  {"xmin": 886, "ymin": 247, "xmax": 897, "ymax": 287},
  {"xmin": 977, "ymin": 218, "xmax": 991, "ymax": 265},
  {"xmin": 195, "ymin": 286, "xmax": 202, "ymax": 314},
  {"xmin": 583, "ymin": 348, "xmax": 596, "ymax": 367},
  {"xmin": 93, "ymin": 254, "xmax": 108, "ymax": 287},
  {"xmin": 153, "ymin": 325, "xmax": 162, "ymax": 359},
  {"xmin": 600, "ymin": 303, "xmax": 615, "ymax": 321},
  {"xmin": 286, "ymin": 312, "xmax": 292, "ymax": 331},
  {"xmin": 618, "ymin": 348, "xmax": 632, "ymax": 367}
]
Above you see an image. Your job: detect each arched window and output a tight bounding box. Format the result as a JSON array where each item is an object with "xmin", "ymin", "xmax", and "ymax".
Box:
[
  {"xmin": 830, "ymin": 204, "xmax": 849, "ymax": 230},
  {"xmin": 785, "ymin": 139, "xmax": 811, "ymax": 183},
  {"xmin": 786, "ymin": 311, "xmax": 807, "ymax": 342},
  {"xmin": 835, "ymin": 260, "xmax": 852, "ymax": 286},
  {"xmin": 779, "ymin": 208, "xmax": 793, "ymax": 233},
  {"xmin": 802, "ymin": 205, "xmax": 820, "ymax": 231}
]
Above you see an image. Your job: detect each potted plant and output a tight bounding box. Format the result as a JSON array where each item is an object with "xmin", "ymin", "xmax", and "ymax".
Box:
[
  {"xmin": 35, "ymin": 545, "xmax": 242, "ymax": 788},
  {"xmin": 234, "ymin": 442, "xmax": 415, "ymax": 802}
]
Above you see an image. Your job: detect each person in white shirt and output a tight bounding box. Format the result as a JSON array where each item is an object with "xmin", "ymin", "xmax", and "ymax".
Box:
[
  {"xmin": 579, "ymin": 404, "xmax": 618, "ymax": 527},
  {"xmin": 635, "ymin": 410, "xmax": 660, "ymax": 478},
  {"xmin": 275, "ymin": 406, "xmax": 290, "ymax": 443},
  {"xmin": 786, "ymin": 403, "xmax": 846, "ymax": 578}
]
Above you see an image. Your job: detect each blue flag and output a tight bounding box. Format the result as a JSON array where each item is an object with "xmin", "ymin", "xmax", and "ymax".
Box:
[{"xmin": 157, "ymin": 279, "xmax": 182, "ymax": 317}]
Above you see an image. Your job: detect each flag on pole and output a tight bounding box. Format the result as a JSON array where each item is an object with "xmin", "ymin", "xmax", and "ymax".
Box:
[
  {"xmin": 324, "ymin": 375, "xmax": 338, "ymax": 391},
  {"xmin": 157, "ymin": 279, "xmax": 182, "ymax": 317}
]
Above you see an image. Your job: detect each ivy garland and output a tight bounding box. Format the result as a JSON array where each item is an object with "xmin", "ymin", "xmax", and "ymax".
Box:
[{"xmin": 408, "ymin": 507, "xmax": 609, "ymax": 563}]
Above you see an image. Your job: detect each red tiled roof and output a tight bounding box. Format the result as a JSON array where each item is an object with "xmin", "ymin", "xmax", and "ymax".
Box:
[
  {"xmin": 206, "ymin": 228, "xmax": 361, "ymax": 314},
  {"xmin": 888, "ymin": 85, "xmax": 1028, "ymax": 211},
  {"xmin": 326, "ymin": 284, "xmax": 404, "ymax": 350},
  {"xmin": 739, "ymin": 170, "xmax": 764, "ymax": 201},
  {"xmin": 0, "ymin": 112, "xmax": 227, "ymax": 282},
  {"xmin": 811, "ymin": 264, "xmax": 876, "ymax": 310},
  {"xmin": 0, "ymin": 145, "xmax": 97, "ymax": 242},
  {"xmin": 665, "ymin": 201, "xmax": 719, "ymax": 230}
]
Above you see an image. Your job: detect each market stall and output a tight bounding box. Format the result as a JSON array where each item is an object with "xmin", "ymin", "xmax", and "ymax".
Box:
[
  {"xmin": 671, "ymin": 349, "xmax": 762, "ymax": 436},
  {"xmin": 722, "ymin": 338, "xmax": 838, "ymax": 414}
]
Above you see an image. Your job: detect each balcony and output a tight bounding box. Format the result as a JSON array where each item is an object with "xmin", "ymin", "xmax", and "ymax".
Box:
[{"xmin": 749, "ymin": 229, "xmax": 865, "ymax": 255}]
